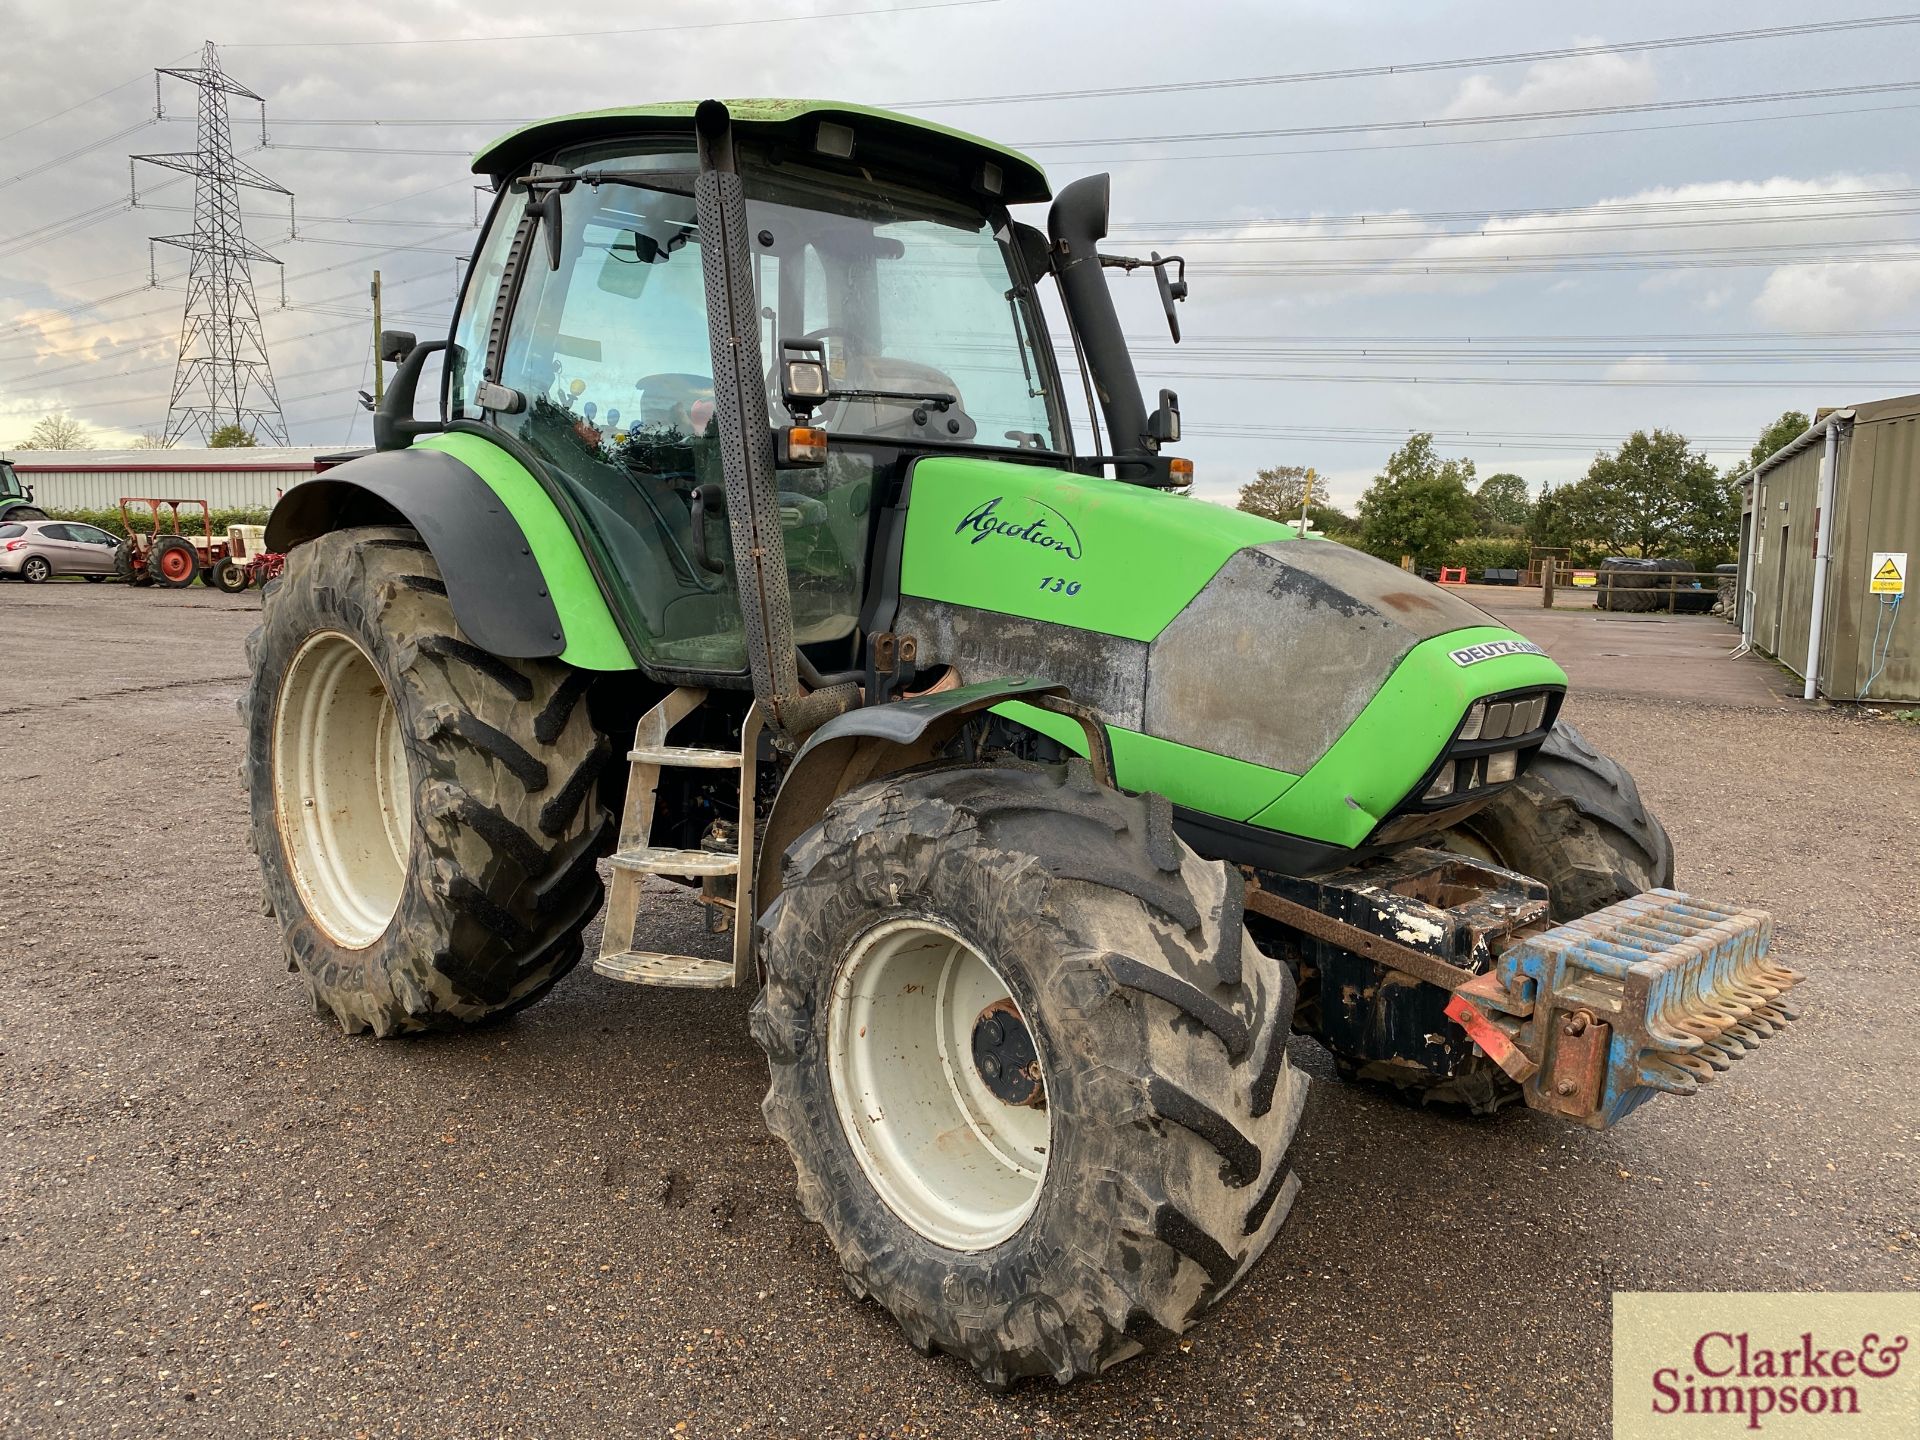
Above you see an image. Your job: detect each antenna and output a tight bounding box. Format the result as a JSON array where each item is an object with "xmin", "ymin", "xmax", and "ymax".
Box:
[{"xmin": 132, "ymin": 41, "xmax": 291, "ymax": 445}]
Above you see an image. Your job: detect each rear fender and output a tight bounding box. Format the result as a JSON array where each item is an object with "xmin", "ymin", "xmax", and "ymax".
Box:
[{"xmin": 265, "ymin": 439, "xmax": 633, "ymax": 669}]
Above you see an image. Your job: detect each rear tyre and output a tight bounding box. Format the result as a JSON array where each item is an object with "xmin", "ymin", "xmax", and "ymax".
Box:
[
  {"xmin": 150, "ymin": 535, "xmax": 198, "ymax": 588},
  {"xmin": 753, "ymin": 761, "xmax": 1308, "ymax": 1385},
  {"xmin": 210, "ymin": 558, "xmax": 250, "ymax": 593},
  {"xmin": 241, "ymin": 525, "xmax": 611, "ymax": 1035},
  {"xmin": 21, "ymin": 556, "xmax": 50, "ymax": 583},
  {"xmin": 6, "ymin": 505, "xmax": 48, "ymax": 520},
  {"xmin": 1339, "ymin": 721, "xmax": 1676, "ymax": 1112}
]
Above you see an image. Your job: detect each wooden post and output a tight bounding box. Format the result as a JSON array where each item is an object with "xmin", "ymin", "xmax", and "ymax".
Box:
[
  {"xmin": 1541, "ymin": 559, "xmax": 1555, "ymax": 608},
  {"xmin": 371, "ymin": 269, "xmax": 385, "ymax": 407}
]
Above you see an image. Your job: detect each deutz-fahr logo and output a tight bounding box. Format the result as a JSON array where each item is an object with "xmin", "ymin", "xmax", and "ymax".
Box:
[
  {"xmin": 954, "ymin": 496, "xmax": 1083, "ymax": 561},
  {"xmin": 1449, "ymin": 639, "xmax": 1545, "ymax": 667}
]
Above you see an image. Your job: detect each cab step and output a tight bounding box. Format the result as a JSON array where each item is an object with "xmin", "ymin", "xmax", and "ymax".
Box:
[
  {"xmin": 595, "ymin": 688, "xmax": 763, "ymax": 990},
  {"xmin": 593, "ymin": 950, "xmax": 736, "ymax": 989},
  {"xmin": 608, "ymin": 845, "xmax": 738, "ymax": 878},
  {"xmin": 626, "ymin": 745, "xmax": 740, "ymax": 769}
]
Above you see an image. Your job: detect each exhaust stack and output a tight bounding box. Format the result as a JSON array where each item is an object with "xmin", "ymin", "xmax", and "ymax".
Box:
[{"xmin": 1047, "ymin": 174, "xmax": 1156, "ymax": 483}]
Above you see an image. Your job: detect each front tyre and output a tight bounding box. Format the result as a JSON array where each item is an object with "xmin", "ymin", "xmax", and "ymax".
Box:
[
  {"xmin": 752, "ymin": 762, "xmax": 1308, "ymax": 1385},
  {"xmin": 1442, "ymin": 719, "xmax": 1674, "ymax": 922},
  {"xmin": 242, "ymin": 525, "xmax": 611, "ymax": 1035}
]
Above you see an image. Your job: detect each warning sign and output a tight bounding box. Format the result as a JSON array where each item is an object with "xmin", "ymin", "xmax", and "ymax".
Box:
[{"xmin": 1870, "ymin": 551, "xmax": 1907, "ymax": 595}]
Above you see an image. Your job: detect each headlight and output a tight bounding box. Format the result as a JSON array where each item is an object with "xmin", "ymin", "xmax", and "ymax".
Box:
[
  {"xmin": 1423, "ymin": 766, "xmax": 1456, "ymax": 801},
  {"xmin": 1458, "ymin": 702, "xmax": 1485, "ymax": 741},
  {"xmin": 1486, "ymin": 749, "xmax": 1518, "ymax": 784}
]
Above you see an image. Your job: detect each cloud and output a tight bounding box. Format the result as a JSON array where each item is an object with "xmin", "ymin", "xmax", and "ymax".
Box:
[
  {"xmin": 1443, "ymin": 46, "xmax": 1658, "ymax": 119},
  {"xmin": 1752, "ymin": 261, "xmax": 1920, "ymax": 328}
]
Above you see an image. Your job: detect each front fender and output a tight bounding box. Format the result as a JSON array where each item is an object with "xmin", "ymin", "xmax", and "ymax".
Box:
[
  {"xmin": 756, "ymin": 678, "xmax": 1113, "ymax": 911},
  {"xmin": 266, "ymin": 437, "xmax": 632, "ymax": 669}
]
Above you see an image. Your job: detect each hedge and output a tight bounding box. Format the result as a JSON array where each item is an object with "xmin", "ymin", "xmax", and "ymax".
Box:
[
  {"xmin": 43, "ymin": 506, "xmax": 271, "ymax": 540},
  {"xmin": 1443, "ymin": 535, "xmax": 1531, "ymax": 573}
]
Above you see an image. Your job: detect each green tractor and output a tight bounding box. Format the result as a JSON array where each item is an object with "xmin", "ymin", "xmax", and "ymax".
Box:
[
  {"xmin": 0, "ymin": 458, "xmax": 49, "ymax": 521},
  {"xmin": 245, "ymin": 100, "xmax": 1798, "ymax": 1384}
]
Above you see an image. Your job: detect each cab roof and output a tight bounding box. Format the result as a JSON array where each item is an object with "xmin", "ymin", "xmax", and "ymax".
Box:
[{"xmin": 471, "ymin": 98, "xmax": 1051, "ymax": 206}]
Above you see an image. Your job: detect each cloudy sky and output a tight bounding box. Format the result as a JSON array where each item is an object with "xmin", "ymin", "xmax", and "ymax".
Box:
[{"xmin": 3, "ymin": 0, "xmax": 1919, "ymax": 508}]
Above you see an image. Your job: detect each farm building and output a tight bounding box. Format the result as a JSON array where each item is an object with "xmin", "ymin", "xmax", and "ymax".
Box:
[
  {"xmin": 4, "ymin": 447, "xmax": 343, "ymax": 511},
  {"xmin": 1736, "ymin": 392, "xmax": 1918, "ymax": 704}
]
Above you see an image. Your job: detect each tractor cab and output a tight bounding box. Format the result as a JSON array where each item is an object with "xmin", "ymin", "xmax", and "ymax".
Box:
[{"xmin": 427, "ymin": 102, "xmax": 1124, "ymax": 683}]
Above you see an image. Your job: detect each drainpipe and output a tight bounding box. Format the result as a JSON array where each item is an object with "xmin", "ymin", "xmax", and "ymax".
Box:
[
  {"xmin": 1736, "ymin": 470, "xmax": 1761, "ymax": 653},
  {"xmin": 1801, "ymin": 422, "xmax": 1842, "ymax": 702}
]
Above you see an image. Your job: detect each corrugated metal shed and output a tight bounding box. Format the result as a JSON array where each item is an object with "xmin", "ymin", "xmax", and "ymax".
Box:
[
  {"xmin": 1737, "ymin": 392, "xmax": 1920, "ymax": 702},
  {"xmin": 5, "ymin": 447, "xmax": 338, "ymax": 510}
]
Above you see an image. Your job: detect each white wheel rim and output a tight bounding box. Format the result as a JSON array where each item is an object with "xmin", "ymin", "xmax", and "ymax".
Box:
[
  {"xmin": 271, "ymin": 631, "xmax": 412, "ymax": 949},
  {"xmin": 827, "ymin": 918, "xmax": 1050, "ymax": 1251}
]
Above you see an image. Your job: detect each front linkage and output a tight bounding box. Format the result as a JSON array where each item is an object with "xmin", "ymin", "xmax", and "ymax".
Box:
[
  {"xmin": 1447, "ymin": 890, "xmax": 1800, "ymax": 1128},
  {"xmin": 1246, "ymin": 853, "xmax": 1796, "ymax": 1129}
]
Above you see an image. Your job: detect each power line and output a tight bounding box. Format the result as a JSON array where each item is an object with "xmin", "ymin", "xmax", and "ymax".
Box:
[
  {"xmin": 891, "ymin": 12, "xmax": 1920, "ymax": 109},
  {"xmin": 1188, "ymin": 427, "xmax": 1754, "ymax": 456},
  {"xmin": 0, "ymin": 119, "xmax": 156, "ymax": 191},
  {"xmin": 0, "ymin": 59, "xmax": 188, "ymax": 145},
  {"xmin": 1151, "ymin": 204, "xmax": 1920, "ymax": 246},
  {"xmin": 1139, "ymin": 369, "xmax": 1906, "ymax": 388},
  {"xmin": 1055, "ymin": 97, "xmax": 1920, "ymax": 166},
  {"xmin": 1017, "ymin": 79, "xmax": 1920, "ymax": 152},
  {"xmin": 1118, "ymin": 186, "xmax": 1920, "ymax": 232},
  {"xmin": 222, "ymin": 0, "xmax": 999, "ymax": 48},
  {"xmin": 260, "ymin": 97, "xmax": 1920, "ymax": 170}
]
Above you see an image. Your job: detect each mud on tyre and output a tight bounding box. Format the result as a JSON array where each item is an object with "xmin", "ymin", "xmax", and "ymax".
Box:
[
  {"xmin": 241, "ymin": 525, "xmax": 610, "ymax": 1034},
  {"xmin": 751, "ymin": 760, "xmax": 1308, "ymax": 1385}
]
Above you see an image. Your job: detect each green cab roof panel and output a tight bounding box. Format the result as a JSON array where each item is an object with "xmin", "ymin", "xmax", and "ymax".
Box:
[{"xmin": 471, "ymin": 99, "xmax": 1051, "ymax": 205}]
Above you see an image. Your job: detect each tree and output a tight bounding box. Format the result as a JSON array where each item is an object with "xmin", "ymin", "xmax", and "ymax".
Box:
[
  {"xmin": 209, "ymin": 424, "xmax": 257, "ymax": 448},
  {"xmin": 1356, "ymin": 434, "xmax": 1477, "ymax": 566},
  {"xmin": 1560, "ymin": 429, "xmax": 1735, "ymax": 561},
  {"xmin": 1748, "ymin": 410, "xmax": 1809, "ymax": 470},
  {"xmin": 13, "ymin": 413, "xmax": 91, "ymax": 450},
  {"xmin": 129, "ymin": 431, "xmax": 172, "ymax": 450},
  {"xmin": 1473, "ymin": 471, "xmax": 1532, "ymax": 528},
  {"xmin": 1237, "ymin": 463, "xmax": 1354, "ymax": 535}
]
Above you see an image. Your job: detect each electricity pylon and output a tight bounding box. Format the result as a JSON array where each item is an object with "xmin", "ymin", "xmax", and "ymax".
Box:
[{"xmin": 133, "ymin": 41, "xmax": 290, "ymax": 445}]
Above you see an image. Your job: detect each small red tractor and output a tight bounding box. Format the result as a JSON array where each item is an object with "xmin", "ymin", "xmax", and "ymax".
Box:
[{"xmin": 114, "ymin": 497, "xmax": 251, "ymax": 592}]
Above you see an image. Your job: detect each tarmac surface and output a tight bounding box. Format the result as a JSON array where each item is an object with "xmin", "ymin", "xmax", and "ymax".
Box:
[{"xmin": 2, "ymin": 581, "xmax": 1915, "ymax": 1438}]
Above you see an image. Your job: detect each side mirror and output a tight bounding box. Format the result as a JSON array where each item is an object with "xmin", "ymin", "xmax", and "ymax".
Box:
[
  {"xmin": 1151, "ymin": 253, "xmax": 1187, "ymax": 344},
  {"xmin": 378, "ymin": 330, "xmax": 416, "ymax": 364},
  {"xmin": 780, "ymin": 337, "xmax": 830, "ymax": 416},
  {"xmin": 373, "ymin": 339, "xmax": 450, "ymax": 452},
  {"xmin": 1147, "ymin": 389, "xmax": 1181, "ymax": 446}
]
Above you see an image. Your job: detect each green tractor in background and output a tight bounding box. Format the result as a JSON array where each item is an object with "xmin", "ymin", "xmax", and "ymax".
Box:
[
  {"xmin": 0, "ymin": 458, "xmax": 49, "ymax": 521},
  {"xmin": 244, "ymin": 100, "xmax": 1797, "ymax": 1384}
]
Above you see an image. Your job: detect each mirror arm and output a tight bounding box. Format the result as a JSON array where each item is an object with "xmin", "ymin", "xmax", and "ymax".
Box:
[{"xmin": 373, "ymin": 340, "xmax": 451, "ymax": 452}]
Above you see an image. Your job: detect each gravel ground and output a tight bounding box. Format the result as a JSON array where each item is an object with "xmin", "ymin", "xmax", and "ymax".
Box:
[{"xmin": 1, "ymin": 583, "xmax": 1915, "ymax": 1439}]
